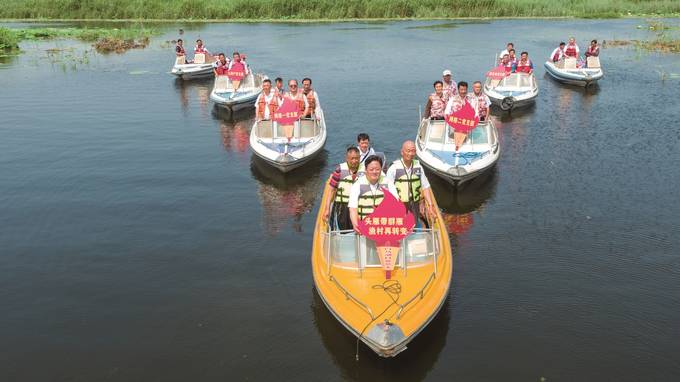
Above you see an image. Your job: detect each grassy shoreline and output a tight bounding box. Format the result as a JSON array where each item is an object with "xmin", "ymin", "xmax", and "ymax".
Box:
[{"xmin": 1, "ymin": 0, "xmax": 679, "ymax": 20}]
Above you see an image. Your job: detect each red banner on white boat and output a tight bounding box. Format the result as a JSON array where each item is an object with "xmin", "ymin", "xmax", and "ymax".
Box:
[
  {"xmin": 356, "ymin": 191, "xmax": 416, "ymax": 279},
  {"xmin": 272, "ymin": 98, "xmax": 301, "ymax": 125},
  {"xmin": 486, "ymin": 65, "xmax": 507, "ymax": 80},
  {"xmin": 227, "ymin": 61, "xmax": 245, "ymax": 81},
  {"xmin": 445, "ymin": 101, "xmax": 479, "ymax": 150}
]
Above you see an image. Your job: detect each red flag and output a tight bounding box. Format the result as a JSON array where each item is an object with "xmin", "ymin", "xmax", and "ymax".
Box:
[
  {"xmin": 272, "ymin": 98, "xmax": 301, "ymax": 125},
  {"xmin": 227, "ymin": 61, "xmax": 245, "ymax": 81},
  {"xmin": 445, "ymin": 101, "xmax": 479, "ymax": 134},
  {"xmin": 486, "ymin": 65, "xmax": 507, "ymax": 80},
  {"xmin": 356, "ymin": 190, "xmax": 416, "ymax": 279}
]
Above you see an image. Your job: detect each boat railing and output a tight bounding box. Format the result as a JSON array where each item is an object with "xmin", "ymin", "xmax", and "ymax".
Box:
[
  {"xmin": 321, "ymin": 228, "xmax": 438, "ymax": 275},
  {"xmin": 255, "ymin": 118, "xmax": 320, "ymax": 140},
  {"xmin": 328, "ymin": 274, "xmax": 375, "ymax": 320},
  {"xmin": 396, "ymin": 272, "xmax": 436, "ymax": 319}
]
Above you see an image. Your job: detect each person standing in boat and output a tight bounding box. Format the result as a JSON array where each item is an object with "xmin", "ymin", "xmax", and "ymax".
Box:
[
  {"xmin": 565, "ymin": 37, "xmax": 580, "ymax": 58},
  {"xmin": 500, "ymin": 54, "xmax": 513, "ymax": 73},
  {"xmin": 175, "ymin": 39, "xmax": 186, "ymax": 57},
  {"xmin": 469, "ymin": 81, "xmax": 492, "ymax": 122},
  {"xmin": 227, "ymin": 52, "xmax": 250, "ymax": 75},
  {"xmin": 273, "ymin": 77, "xmax": 285, "ymax": 101},
  {"xmin": 585, "ymin": 39, "xmax": 600, "ymax": 57},
  {"xmin": 212, "ymin": 53, "xmax": 230, "ymax": 76},
  {"xmin": 301, "ymin": 77, "xmax": 321, "ymax": 119},
  {"xmin": 348, "ymin": 155, "xmax": 398, "ymax": 232},
  {"xmin": 550, "ymin": 42, "xmax": 566, "ymax": 63},
  {"xmin": 424, "ymin": 81, "xmax": 447, "ymax": 120},
  {"xmin": 255, "ymin": 79, "xmax": 281, "ymax": 121},
  {"xmin": 357, "ymin": 133, "xmax": 375, "ymax": 165},
  {"xmin": 385, "ymin": 141, "xmax": 436, "ymax": 227},
  {"xmin": 513, "ymin": 51, "xmax": 534, "ymax": 74},
  {"xmin": 284, "ymin": 79, "xmax": 308, "ymax": 115},
  {"xmin": 445, "ymin": 81, "xmax": 479, "ymax": 116},
  {"xmin": 194, "ymin": 39, "xmax": 210, "ymax": 56},
  {"xmin": 499, "ymin": 42, "xmax": 514, "ymax": 62},
  {"xmin": 322, "ymin": 147, "xmax": 364, "ymax": 230},
  {"xmin": 508, "ymin": 49, "xmax": 518, "ymax": 66},
  {"xmin": 442, "ymin": 69, "xmax": 457, "ymax": 100}
]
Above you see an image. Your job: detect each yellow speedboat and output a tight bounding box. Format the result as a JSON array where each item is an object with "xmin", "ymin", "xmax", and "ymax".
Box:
[{"xmin": 311, "ymin": 184, "xmax": 452, "ymax": 357}]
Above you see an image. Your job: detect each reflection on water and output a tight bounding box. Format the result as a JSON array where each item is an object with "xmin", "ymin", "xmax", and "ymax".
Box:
[
  {"xmin": 219, "ymin": 114, "xmax": 253, "ymax": 155},
  {"xmin": 430, "ymin": 168, "xmax": 498, "ymax": 236},
  {"xmin": 174, "ymin": 77, "xmax": 212, "ymax": 116},
  {"xmin": 250, "ymin": 153, "xmax": 328, "ymax": 235},
  {"xmin": 311, "ymin": 289, "xmax": 449, "ymax": 381}
]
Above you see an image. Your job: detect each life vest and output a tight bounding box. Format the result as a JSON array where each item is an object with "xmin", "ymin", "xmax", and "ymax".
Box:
[
  {"xmin": 502, "ymin": 61, "xmax": 513, "ymax": 73},
  {"xmin": 335, "ymin": 162, "xmax": 366, "ymax": 204},
  {"xmin": 257, "ymin": 92, "xmax": 279, "ymax": 120},
  {"xmin": 552, "ymin": 48, "xmax": 563, "ymax": 62},
  {"xmin": 356, "ymin": 176, "xmax": 389, "ymax": 219},
  {"xmin": 443, "ymin": 81, "xmax": 457, "ymax": 100},
  {"xmin": 195, "ymin": 45, "xmax": 207, "ymax": 54},
  {"xmin": 176, "ymin": 45, "xmax": 185, "ymax": 55},
  {"xmin": 286, "ymin": 92, "xmax": 306, "ymax": 113},
  {"xmin": 391, "ymin": 159, "xmax": 424, "ymax": 203},
  {"xmin": 470, "ymin": 93, "xmax": 488, "ymax": 120},
  {"xmin": 304, "ymin": 90, "xmax": 316, "ymax": 116},
  {"xmin": 515, "ymin": 59, "xmax": 533, "ymax": 73},
  {"xmin": 214, "ymin": 60, "xmax": 229, "ymax": 75},
  {"xmin": 430, "ymin": 92, "xmax": 446, "ymax": 118},
  {"xmin": 587, "ymin": 45, "xmax": 599, "ymax": 56},
  {"xmin": 565, "ymin": 43, "xmax": 578, "ymax": 57}
]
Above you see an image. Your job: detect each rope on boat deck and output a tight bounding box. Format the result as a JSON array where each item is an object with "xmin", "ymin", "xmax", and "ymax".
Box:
[{"xmin": 355, "ymin": 279, "xmax": 402, "ymax": 361}]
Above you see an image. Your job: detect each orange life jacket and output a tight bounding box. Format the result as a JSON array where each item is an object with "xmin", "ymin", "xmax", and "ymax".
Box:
[
  {"xmin": 304, "ymin": 90, "xmax": 316, "ymax": 116},
  {"xmin": 287, "ymin": 92, "xmax": 306, "ymax": 113},
  {"xmin": 257, "ymin": 93, "xmax": 279, "ymax": 120}
]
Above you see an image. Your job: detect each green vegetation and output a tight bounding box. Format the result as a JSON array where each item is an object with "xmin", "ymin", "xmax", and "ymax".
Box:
[
  {"xmin": 0, "ymin": 26, "xmax": 158, "ymax": 53},
  {"xmin": 0, "ymin": 27, "xmax": 20, "ymax": 50},
  {"xmin": 608, "ymin": 20, "xmax": 680, "ymax": 53},
  {"xmin": 1, "ymin": 0, "xmax": 679, "ymax": 20}
]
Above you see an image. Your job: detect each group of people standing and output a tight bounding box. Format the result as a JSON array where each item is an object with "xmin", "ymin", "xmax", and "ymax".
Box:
[
  {"xmin": 550, "ymin": 37, "xmax": 600, "ymax": 65},
  {"xmin": 323, "ymin": 135, "xmax": 435, "ymax": 234},
  {"xmin": 254, "ymin": 77, "xmax": 321, "ymax": 121},
  {"xmin": 424, "ymin": 70, "xmax": 492, "ymax": 122}
]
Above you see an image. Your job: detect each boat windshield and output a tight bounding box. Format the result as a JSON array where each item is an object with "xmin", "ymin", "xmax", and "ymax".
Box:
[
  {"xmin": 214, "ymin": 73, "xmax": 258, "ymax": 92},
  {"xmin": 254, "ymin": 119, "xmax": 320, "ymax": 140},
  {"xmin": 425, "ymin": 120, "xmax": 490, "ymax": 147},
  {"xmin": 322, "ymin": 229, "xmax": 438, "ymax": 270}
]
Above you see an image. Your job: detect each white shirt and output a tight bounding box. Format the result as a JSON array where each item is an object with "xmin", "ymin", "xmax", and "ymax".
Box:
[
  {"xmin": 358, "ymin": 147, "xmax": 376, "ymax": 163},
  {"xmin": 550, "ymin": 47, "xmax": 564, "ymax": 61},
  {"xmin": 212, "ymin": 59, "xmax": 229, "ymax": 68},
  {"xmin": 470, "ymin": 92, "xmax": 491, "ymax": 109},
  {"xmin": 499, "ymin": 49, "xmax": 510, "ymax": 59},
  {"xmin": 347, "ymin": 176, "xmax": 398, "ymax": 209},
  {"xmin": 445, "ymin": 94, "xmax": 479, "ymax": 116},
  {"xmin": 385, "ymin": 160, "xmax": 431, "ymax": 190}
]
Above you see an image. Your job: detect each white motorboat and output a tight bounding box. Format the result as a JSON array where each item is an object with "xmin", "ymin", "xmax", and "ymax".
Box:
[
  {"xmin": 249, "ymin": 110, "xmax": 327, "ymax": 172},
  {"xmin": 170, "ymin": 54, "xmax": 215, "ymax": 80},
  {"xmin": 544, "ymin": 58, "xmax": 603, "ymax": 87},
  {"xmin": 210, "ymin": 73, "xmax": 265, "ymax": 111},
  {"xmin": 484, "ymin": 72, "xmax": 538, "ymax": 111},
  {"xmin": 416, "ymin": 118, "xmax": 500, "ymax": 186}
]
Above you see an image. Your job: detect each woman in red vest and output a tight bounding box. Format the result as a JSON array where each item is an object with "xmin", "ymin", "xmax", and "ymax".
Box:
[{"xmin": 564, "ymin": 37, "xmax": 580, "ymax": 58}]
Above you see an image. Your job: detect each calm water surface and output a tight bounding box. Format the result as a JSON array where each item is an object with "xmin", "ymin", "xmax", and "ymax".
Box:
[{"xmin": 1, "ymin": 19, "xmax": 680, "ymax": 381}]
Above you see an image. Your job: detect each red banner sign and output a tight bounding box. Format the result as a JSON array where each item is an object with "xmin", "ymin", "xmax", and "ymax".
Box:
[
  {"xmin": 356, "ymin": 190, "xmax": 416, "ymax": 279},
  {"xmin": 486, "ymin": 65, "xmax": 507, "ymax": 80},
  {"xmin": 272, "ymin": 98, "xmax": 300, "ymax": 125},
  {"xmin": 445, "ymin": 101, "xmax": 479, "ymax": 134},
  {"xmin": 227, "ymin": 61, "xmax": 245, "ymax": 81}
]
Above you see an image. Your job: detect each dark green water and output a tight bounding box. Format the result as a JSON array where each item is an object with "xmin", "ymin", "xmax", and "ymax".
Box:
[{"xmin": 1, "ymin": 19, "xmax": 679, "ymax": 381}]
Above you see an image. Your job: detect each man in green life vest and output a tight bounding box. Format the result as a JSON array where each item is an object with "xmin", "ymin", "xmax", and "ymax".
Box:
[
  {"xmin": 323, "ymin": 147, "xmax": 365, "ymax": 230},
  {"xmin": 385, "ymin": 140, "xmax": 436, "ymax": 227}
]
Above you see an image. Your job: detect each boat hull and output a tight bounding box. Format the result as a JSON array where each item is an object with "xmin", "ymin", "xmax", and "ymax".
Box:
[
  {"xmin": 544, "ymin": 61, "xmax": 603, "ymax": 87},
  {"xmin": 170, "ymin": 64, "xmax": 214, "ymax": 80},
  {"xmin": 210, "ymin": 91, "xmax": 260, "ymax": 111}
]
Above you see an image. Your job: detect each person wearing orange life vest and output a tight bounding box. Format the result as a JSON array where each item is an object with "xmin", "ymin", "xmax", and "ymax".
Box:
[
  {"xmin": 322, "ymin": 147, "xmax": 365, "ymax": 231},
  {"xmin": 348, "ymin": 155, "xmax": 398, "ymax": 233},
  {"xmin": 285, "ymin": 79, "xmax": 308, "ymax": 115},
  {"xmin": 565, "ymin": 37, "xmax": 580, "ymax": 58},
  {"xmin": 469, "ymin": 81, "xmax": 491, "ymax": 122},
  {"xmin": 301, "ymin": 77, "xmax": 321, "ymax": 119},
  {"xmin": 550, "ymin": 42, "xmax": 566, "ymax": 62},
  {"xmin": 424, "ymin": 81, "xmax": 447, "ymax": 120},
  {"xmin": 385, "ymin": 140, "xmax": 436, "ymax": 228},
  {"xmin": 212, "ymin": 53, "xmax": 230, "ymax": 76},
  {"xmin": 273, "ymin": 77, "xmax": 285, "ymax": 101},
  {"xmin": 255, "ymin": 79, "xmax": 281, "ymax": 121},
  {"xmin": 442, "ymin": 69, "xmax": 457, "ymax": 100},
  {"xmin": 513, "ymin": 51, "xmax": 534, "ymax": 74}
]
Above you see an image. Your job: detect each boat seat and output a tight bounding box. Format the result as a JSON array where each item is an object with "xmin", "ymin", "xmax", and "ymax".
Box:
[
  {"xmin": 564, "ymin": 57, "xmax": 577, "ymax": 69},
  {"xmin": 428, "ymin": 121, "xmax": 447, "ymax": 143},
  {"xmin": 587, "ymin": 56, "xmax": 600, "ymax": 68},
  {"xmin": 175, "ymin": 56, "xmax": 186, "ymax": 65},
  {"xmin": 214, "ymin": 76, "xmax": 231, "ymax": 92},
  {"xmin": 257, "ymin": 120, "xmax": 273, "ymax": 138},
  {"xmin": 194, "ymin": 53, "xmax": 206, "ymax": 64}
]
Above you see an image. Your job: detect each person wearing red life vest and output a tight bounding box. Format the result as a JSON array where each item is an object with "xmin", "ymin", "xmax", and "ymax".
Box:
[
  {"xmin": 500, "ymin": 54, "xmax": 513, "ymax": 73},
  {"xmin": 424, "ymin": 81, "xmax": 447, "ymax": 120},
  {"xmin": 212, "ymin": 53, "xmax": 230, "ymax": 76},
  {"xmin": 513, "ymin": 51, "xmax": 534, "ymax": 74},
  {"xmin": 565, "ymin": 37, "xmax": 580, "ymax": 58},
  {"xmin": 498, "ymin": 42, "xmax": 514, "ymax": 63},
  {"xmin": 175, "ymin": 39, "xmax": 186, "ymax": 57},
  {"xmin": 285, "ymin": 79, "xmax": 308, "ymax": 115},
  {"xmin": 301, "ymin": 77, "xmax": 321, "ymax": 119},
  {"xmin": 508, "ymin": 48, "xmax": 518, "ymax": 66},
  {"xmin": 550, "ymin": 42, "xmax": 566, "ymax": 62},
  {"xmin": 442, "ymin": 69, "xmax": 457, "ymax": 100},
  {"xmin": 469, "ymin": 81, "xmax": 492, "ymax": 122},
  {"xmin": 255, "ymin": 79, "xmax": 281, "ymax": 121},
  {"xmin": 444, "ymin": 81, "xmax": 479, "ymax": 117},
  {"xmin": 227, "ymin": 51, "xmax": 250, "ymax": 75},
  {"xmin": 585, "ymin": 39, "xmax": 600, "ymax": 57},
  {"xmin": 194, "ymin": 39, "xmax": 210, "ymax": 55}
]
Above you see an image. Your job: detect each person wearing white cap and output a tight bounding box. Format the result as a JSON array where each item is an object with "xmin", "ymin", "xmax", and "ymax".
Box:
[{"xmin": 442, "ymin": 69, "xmax": 457, "ymax": 101}]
